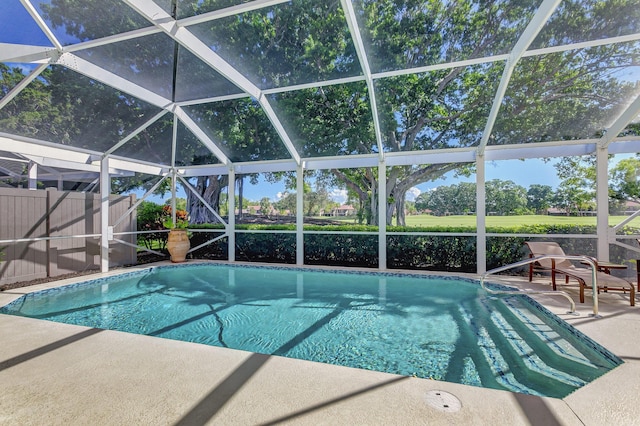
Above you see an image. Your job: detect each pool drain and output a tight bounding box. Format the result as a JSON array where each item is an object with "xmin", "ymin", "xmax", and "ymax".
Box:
[{"xmin": 425, "ymin": 390, "xmax": 461, "ymax": 413}]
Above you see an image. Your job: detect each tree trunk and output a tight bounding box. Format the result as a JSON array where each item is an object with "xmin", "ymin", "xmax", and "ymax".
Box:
[
  {"xmin": 187, "ymin": 175, "xmax": 228, "ymax": 224},
  {"xmin": 370, "ymin": 182, "xmax": 378, "ymax": 225},
  {"xmin": 238, "ymin": 176, "xmax": 244, "ymax": 220},
  {"xmin": 330, "ymin": 167, "xmax": 378, "ymax": 225},
  {"xmin": 386, "ymin": 202, "xmax": 395, "ymax": 226},
  {"xmin": 331, "ymin": 163, "xmax": 461, "ymax": 227},
  {"xmin": 395, "ymin": 191, "xmax": 407, "ymax": 226}
]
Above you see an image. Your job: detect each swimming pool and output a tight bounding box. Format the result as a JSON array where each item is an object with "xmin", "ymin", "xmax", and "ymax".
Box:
[{"xmin": 0, "ymin": 263, "xmax": 621, "ymax": 398}]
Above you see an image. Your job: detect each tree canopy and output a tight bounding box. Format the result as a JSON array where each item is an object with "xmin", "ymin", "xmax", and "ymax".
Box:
[{"xmin": 1, "ymin": 0, "xmax": 639, "ymax": 224}]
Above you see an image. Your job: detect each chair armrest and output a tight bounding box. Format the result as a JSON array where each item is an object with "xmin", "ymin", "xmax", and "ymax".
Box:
[{"xmin": 584, "ymin": 256, "xmax": 599, "ymax": 269}]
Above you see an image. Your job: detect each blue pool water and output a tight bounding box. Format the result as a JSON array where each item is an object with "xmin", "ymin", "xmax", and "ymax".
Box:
[{"xmin": 0, "ymin": 263, "xmax": 621, "ymax": 398}]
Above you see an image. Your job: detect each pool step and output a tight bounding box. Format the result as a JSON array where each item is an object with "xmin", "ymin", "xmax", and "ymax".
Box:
[
  {"xmin": 482, "ymin": 297, "xmax": 598, "ymax": 391},
  {"xmin": 459, "ymin": 296, "xmax": 604, "ymax": 396},
  {"xmin": 457, "ymin": 305, "xmax": 543, "ymax": 396},
  {"xmin": 488, "ymin": 309, "xmax": 586, "ymax": 388},
  {"xmin": 500, "ymin": 298, "xmax": 599, "ymax": 369},
  {"xmin": 493, "ymin": 296, "xmax": 618, "ymax": 386}
]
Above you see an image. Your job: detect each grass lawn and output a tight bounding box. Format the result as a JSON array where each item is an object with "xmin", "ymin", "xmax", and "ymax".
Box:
[
  {"xmin": 402, "ymin": 214, "xmax": 640, "ymax": 227},
  {"xmin": 321, "ymin": 215, "xmax": 640, "ymax": 228}
]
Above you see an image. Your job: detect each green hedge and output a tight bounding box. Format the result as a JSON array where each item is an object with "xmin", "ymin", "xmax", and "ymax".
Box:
[
  {"xmin": 388, "ymin": 235, "xmax": 477, "ymax": 271},
  {"xmin": 178, "ymin": 224, "xmax": 640, "ymax": 273},
  {"xmin": 305, "ymin": 234, "xmax": 378, "ymax": 267},
  {"xmin": 236, "ymin": 233, "xmax": 296, "ymax": 263}
]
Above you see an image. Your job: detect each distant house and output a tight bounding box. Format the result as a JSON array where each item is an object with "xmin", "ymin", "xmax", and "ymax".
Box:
[
  {"xmin": 240, "ymin": 205, "xmax": 279, "ymax": 216},
  {"xmin": 625, "ymin": 200, "xmax": 640, "ymax": 214},
  {"xmin": 547, "ymin": 207, "xmax": 568, "ymax": 216},
  {"xmin": 331, "ymin": 205, "xmax": 356, "ymax": 216},
  {"xmin": 238, "ymin": 205, "xmax": 256, "ymax": 215}
]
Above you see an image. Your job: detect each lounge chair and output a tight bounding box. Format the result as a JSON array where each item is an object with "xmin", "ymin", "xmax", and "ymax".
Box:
[{"xmin": 524, "ymin": 241, "xmax": 635, "ymax": 306}]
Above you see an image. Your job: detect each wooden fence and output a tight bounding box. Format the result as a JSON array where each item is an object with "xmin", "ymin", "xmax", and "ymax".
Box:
[{"xmin": 0, "ymin": 188, "xmax": 136, "ymax": 285}]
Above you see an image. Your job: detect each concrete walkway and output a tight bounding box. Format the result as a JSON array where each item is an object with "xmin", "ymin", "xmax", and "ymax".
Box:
[{"xmin": 1, "ymin": 265, "xmax": 638, "ymax": 425}]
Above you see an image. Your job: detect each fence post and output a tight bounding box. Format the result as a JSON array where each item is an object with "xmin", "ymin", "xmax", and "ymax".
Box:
[{"xmin": 46, "ymin": 188, "xmax": 53, "ymax": 277}]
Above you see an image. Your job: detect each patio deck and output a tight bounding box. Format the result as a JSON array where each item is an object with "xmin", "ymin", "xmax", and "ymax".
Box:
[{"xmin": 1, "ymin": 264, "xmax": 638, "ymax": 425}]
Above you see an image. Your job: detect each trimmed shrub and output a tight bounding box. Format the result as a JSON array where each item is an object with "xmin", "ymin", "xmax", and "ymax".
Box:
[{"xmin": 164, "ymin": 223, "xmax": 640, "ymax": 274}]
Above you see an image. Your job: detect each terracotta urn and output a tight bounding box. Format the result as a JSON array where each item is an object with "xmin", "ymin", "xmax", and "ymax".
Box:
[{"xmin": 167, "ymin": 229, "xmax": 190, "ymax": 263}]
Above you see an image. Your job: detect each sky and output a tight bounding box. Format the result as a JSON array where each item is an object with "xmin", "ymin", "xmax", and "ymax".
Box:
[
  {"xmin": 2, "ymin": 2, "xmax": 51, "ymax": 46},
  {"xmin": 135, "ymin": 157, "xmax": 564, "ymax": 206}
]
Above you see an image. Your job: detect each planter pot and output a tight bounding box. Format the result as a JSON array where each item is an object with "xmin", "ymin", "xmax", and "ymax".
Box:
[{"xmin": 167, "ymin": 229, "xmax": 190, "ymax": 263}]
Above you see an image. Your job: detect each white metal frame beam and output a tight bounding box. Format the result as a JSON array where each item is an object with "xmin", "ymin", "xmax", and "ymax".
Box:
[
  {"xmin": 55, "ymin": 53, "xmax": 173, "ymax": 109},
  {"xmin": 4, "ymin": 130, "xmax": 640, "ymax": 180},
  {"xmin": 378, "ymin": 160, "xmax": 387, "ymax": 270},
  {"xmin": 477, "ymin": 0, "xmax": 562, "ymax": 156},
  {"xmin": 601, "ymin": 94, "xmax": 640, "ymax": 147},
  {"xmin": 1, "ymin": 134, "xmax": 167, "ymax": 176},
  {"xmin": 228, "ymin": 167, "xmax": 236, "ymax": 261},
  {"xmin": 0, "ymin": 43, "xmax": 57, "ymax": 63},
  {"xmin": 296, "ymin": 164, "xmax": 304, "ymax": 265},
  {"xmin": 476, "ymin": 155, "xmax": 487, "ymax": 274},
  {"xmin": 122, "ymin": 0, "xmax": 301, "ymax": 166},
  {"xmin": 20, "ymin": 0, "xmax": 62, "ymax": 50},
  {"xmin": 596, "ymin": 148, "xmax": 610, "ymax": 260},
  {"xmin": 0, "ymin": 63, "xmax": 49, "ymax": 110},
  {"xmin": 100, "ymin": 156, "xmax": 111, "ymax": 272},
  {"xmin": 27, "ymin": 161, "xmax": 37, "ymax": 189},
  {"xmin": 178, "ymin": 175, "xmax": 228, "ymax": 226},
  {"xmin": 0, "ymin": 166, "xmax": 24, "ymax": 179},
  {"xmin": 341, "ymin": 0, "xmax": 385, "ymax": 160},
  {"xmin": 179, "ymin": 0, "xmax": 291, "ymax": 28},
  {"xmin": 4, "ymin": 0, "xmax": 639, "ymax": 183},
  {"xmin": 112, "ymin": 174, "xmax": 170, "ymax": 229},
  {"xmin": 174, "ymin": 106, "xmax": 230, "ymax": 166},
  {"xmin": 104, "ymin": 110, "xmax": 169, "ymax": 157}
]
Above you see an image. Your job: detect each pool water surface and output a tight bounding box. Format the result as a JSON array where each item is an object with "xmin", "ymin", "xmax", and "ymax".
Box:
[{"xmin": 0, "ymin": 263, "xmax": 621, "ymax": 398}]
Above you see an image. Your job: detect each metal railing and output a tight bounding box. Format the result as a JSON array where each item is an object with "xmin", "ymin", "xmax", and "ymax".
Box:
[{"xmin": 480, "ymin": 255, "xmax": 601, "ymax": 317}]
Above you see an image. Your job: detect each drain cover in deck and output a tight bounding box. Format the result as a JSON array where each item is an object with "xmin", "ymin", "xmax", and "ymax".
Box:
[{"xmin": 425, "ymin": 390, "xmax": 461, "ymax": 412}]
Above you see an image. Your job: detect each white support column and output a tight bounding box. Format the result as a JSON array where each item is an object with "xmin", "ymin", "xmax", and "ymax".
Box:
[
  {"xmin": 28, "ymin": 161, "xmax": 37, "ymax": 190},
  {"xmin": 378, "ymin": 161, "xmax": 387, "ymax": 270},
  {"xmin": 296, "ymin": 164, "xmax": 304, "ymax": 265},
  {"xmin": 476, "ymin": 155, "xmax": 487, "ymax": 274},
  {"xmin": 170, "ymin": 169, "xmax": 177, "ymax": 225},
  {"xmin": 100, "ymin": 157, "xmax": 111, "ymax": 273},
  {"xmin": 596, "ymin": 147, "xmax": 610, "ymax": 261},
  {"xmin": 228, "ymin": 167, "xmax": 236, "ymax": 262}
]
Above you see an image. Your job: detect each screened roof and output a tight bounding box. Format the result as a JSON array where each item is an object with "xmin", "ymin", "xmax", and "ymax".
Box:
[{"xmin": 1, "ymin": 0, "xmax": 640, "ymax": 179}]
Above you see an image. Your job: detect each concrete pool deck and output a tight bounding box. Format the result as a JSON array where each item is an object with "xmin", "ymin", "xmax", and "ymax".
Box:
[{"xmin": 1, "ymin": 263, "xmax": 639, "ymax": 425}]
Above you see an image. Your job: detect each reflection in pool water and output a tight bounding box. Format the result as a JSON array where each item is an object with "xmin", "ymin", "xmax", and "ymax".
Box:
[{"xmin": 0, "ymin": 263, "xmax": 622, "ymax": 398}]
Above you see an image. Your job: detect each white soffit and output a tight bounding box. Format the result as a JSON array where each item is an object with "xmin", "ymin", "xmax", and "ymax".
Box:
[
  {"xmin": 1, "ymin": 136, "xmax": 97, "ymax": 164},
  {"xmin": 0, "ymin": 135, "xmax": 167, "ymax": 176}
]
